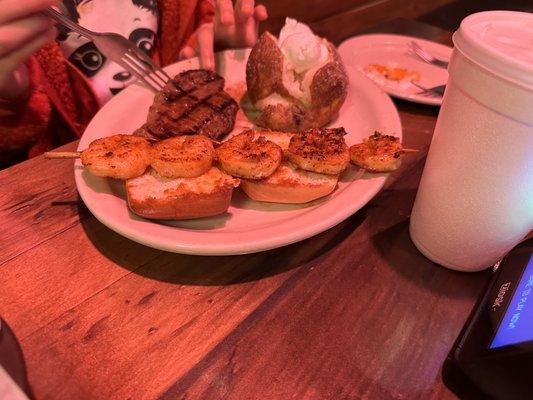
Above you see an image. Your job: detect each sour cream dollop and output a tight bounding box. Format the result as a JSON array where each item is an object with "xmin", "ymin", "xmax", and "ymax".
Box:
[{"xmin": 278, "ymin": 18, "xmax": 328, "ymax": 73}]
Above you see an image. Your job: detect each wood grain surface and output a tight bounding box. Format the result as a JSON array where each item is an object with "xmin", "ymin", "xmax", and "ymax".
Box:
[{"xmin": 0, "ymin": 18, "xmax": 493, "ymax": 400}]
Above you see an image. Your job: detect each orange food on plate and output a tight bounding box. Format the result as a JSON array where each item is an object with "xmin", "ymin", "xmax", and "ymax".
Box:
[{"xmin": 365, "ymin": 64, "xmax": 420, "ymax": 82}]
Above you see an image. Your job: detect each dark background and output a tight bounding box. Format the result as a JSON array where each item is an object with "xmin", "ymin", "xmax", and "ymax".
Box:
[{"xmin": 260, "ymin": 0, "xmax": 533, "ymax": 37}]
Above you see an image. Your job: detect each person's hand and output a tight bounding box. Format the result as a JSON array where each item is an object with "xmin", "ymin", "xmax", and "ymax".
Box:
[
  {"xmin": 0, "ymin": 0, "xmax": 58, "ymax": 101},
  {"xmin": 179, "ymin": 0, "xmax": 268, "ymax": 70}
]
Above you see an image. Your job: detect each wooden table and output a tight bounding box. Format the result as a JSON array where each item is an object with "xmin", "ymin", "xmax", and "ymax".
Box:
[{"xmin": 0, "ymin": 19, "xmax": 491, "ymax": 400}]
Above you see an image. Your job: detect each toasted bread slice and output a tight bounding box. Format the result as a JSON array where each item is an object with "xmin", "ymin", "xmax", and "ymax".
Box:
[
  {"xmin": 126, "ymin": 167, "xmax": 239, "ymax": 220},
  {"xmin": 241, "ymin": 161, "xmax": 338, "ymax": 204}
]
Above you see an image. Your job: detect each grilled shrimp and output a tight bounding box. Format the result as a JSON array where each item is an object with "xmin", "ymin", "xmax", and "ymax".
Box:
[
  {"xmin": 287, "ymin": 128, "xmax": 350, "ymax": 175},
  {"xmin": 215, "ymin": 130, "xmax": 283, "ymax": 179},
  {"xmin": 80, "ymin": 134, "xmax": 151, "ymax": 179},
  {"xmin": 349, "ymin": 132, "xmax": 403, "ymax": 172},
  {"xmin": 150, "ymin": 135, "xmax": 215, "ymax": 178}
]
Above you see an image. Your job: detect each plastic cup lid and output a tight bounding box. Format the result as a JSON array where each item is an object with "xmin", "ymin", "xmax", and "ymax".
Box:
[{"xmin": 453, "ymin": 11, "xmax": 533, "ymax": 88}]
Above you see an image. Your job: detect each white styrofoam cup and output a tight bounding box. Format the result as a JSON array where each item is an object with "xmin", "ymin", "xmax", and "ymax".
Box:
[{"xmin": 409, "ymin": 11, "xmax": 533, "ymax": 271}]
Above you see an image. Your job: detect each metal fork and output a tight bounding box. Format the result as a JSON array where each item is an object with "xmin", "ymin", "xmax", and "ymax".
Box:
[
  {"xmin": 408, "ymin": 41, "xmax": 449, "ymax": 69},
  {"xmin": 410, "ymin": 82, "xmax": 446, "ymax": 98},
  {"xmin": 44, "ymin": 7, "xmax": 171, "ymax": 93}
]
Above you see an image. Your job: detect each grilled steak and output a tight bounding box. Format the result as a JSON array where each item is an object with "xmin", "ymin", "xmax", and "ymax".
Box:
[{"xmin": 137, "ymin": 69, "xmax": 239, "ymax": 140}]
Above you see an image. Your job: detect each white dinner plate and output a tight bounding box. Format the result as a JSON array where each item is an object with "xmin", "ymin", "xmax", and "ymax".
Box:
[
  {"xmin": 339, "ymin": 34, "xmax": 452, "ymax": 106},
  {"xmin": 75, "ymin": 48, "xmax": 402, "ymax": 255}
]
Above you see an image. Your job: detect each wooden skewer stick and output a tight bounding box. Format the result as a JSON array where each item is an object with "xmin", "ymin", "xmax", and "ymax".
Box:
[
  {"xmin": 44, "ymin": 151, "xmax": 81, "ymax": 159},
  {"xmin": 402, "ymin": 148, "xmax": 419, "ymax": 153}
]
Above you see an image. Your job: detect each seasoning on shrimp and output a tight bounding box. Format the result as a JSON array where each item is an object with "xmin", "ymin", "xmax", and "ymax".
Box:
[
  {"xmin": 150, "ymin": 135, "xmax": 215, "ymax": 178},
  {"xmin": 80, "ymin": 135, "xmax": 152, "ymax": 179},
  {"xmin": 215, "ymin": 130, "xmax": 283, "ymax": 180},
  {"xmin": 349, "ymin": 132, "xmax": 405, "ymax": 172},
  {"xmin": 287, "ymin": 127, "xmax": 350, "ymax": 175}
]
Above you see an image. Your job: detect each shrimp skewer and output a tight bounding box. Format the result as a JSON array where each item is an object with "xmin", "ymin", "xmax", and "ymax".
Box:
[
  {"xmin": 215, "ymin": 130, "xmax": 283, "ymax": 180},
  {"xmin": 286, "ymin": 128, "xmax": 350, "ymax": 175},
  {"xmin": 45, "ymin": 151, "xmax": 82, "ymax": 159},
  {"xmin": 78, "ymin": 135, "xmax": 152, "ymax": 179},
  {"xmin": 46, "ymin": 130, "xmax": 416, "ymax": 180},
  {"xmin": 349, "ymin": 132, "xmax": 412, "ymax": 173},
  {"xmin": 46, "ymin": 136, "xmax": 152, "ymax": 180},
  {"xmin": 46, "ymin": 134, "xmax": 216, "ymax": 180}
]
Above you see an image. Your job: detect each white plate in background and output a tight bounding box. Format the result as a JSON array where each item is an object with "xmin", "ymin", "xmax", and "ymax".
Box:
[{"xmin": 339, "ymin": 34, "xmax": 452, "ymax": 106}]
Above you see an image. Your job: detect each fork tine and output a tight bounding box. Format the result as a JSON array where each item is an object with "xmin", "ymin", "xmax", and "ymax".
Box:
[
  {"xmin": 45, "ymin": 10, "xmax": 172, "ymax": 89},
  {"xmin": 127, "ymin": 49, "xmax": 171, "ymax": 85},
  {"xmin": 120, "ymin": 57, "xmax": 161, "ymax": 93},
  {"xmin": 411, "ymin": 41, "xmax": 425, "ymax": 54},
  {"xmin": 129, "ymin": 48, "xmax": 172, "ymax": 82},
  {"xmin": 409, "ymin": 41, "xmax": 449, "ymax": 69},
  {"xmin": 411, "ymin": 45, "xmax": 432, "ymax": 63},
  {"xmin": 123, "ymin": 53, "xmax": 166, "ymax": 90},
  {"xmin": 124, "ymin": 52, "xmax": 167, "ymax": 88},
  {"xmin": 159, "ymin": 68, "xmax": 172, "ymax": 82},
  {"xmin": 407, "ymin": 48, "xmax": 424, "ymax": 62},
  {"xmin": 156, "ymin": 68, "xmax": 172, "ymax": 85},
  {"xmin": 123, "ymin": 52, "xmax": 163, "ymax": 84},
  {"xmin": 148, "ymin": 64, "xmax": 172, "ymax": 84},
  {"xmin": 410, "ymin": 41, "xmax": 426, "ymax": 58}
]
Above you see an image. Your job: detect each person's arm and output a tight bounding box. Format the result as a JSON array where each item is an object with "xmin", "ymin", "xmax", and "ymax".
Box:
[
  {"xmin": 179, "ymin": 0, "xmax": 268, "ymax": 70},
  {"xmin": 0, "ymin": 0, "xmax": 59, "ymax": 161},
  {"xmin": 0, "ymin": 0, "xmax": 58, "ymax": 100},
  {"xmin": 0, "ymin": 56, "xmax": 52, "ymax": 162}
]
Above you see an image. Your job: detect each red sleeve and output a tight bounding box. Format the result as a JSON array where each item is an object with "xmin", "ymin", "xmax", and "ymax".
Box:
[
  {"xmin": 184, "ymin": 0, "xmax": 215, "ymax": 49},
  {"xmin": 0, "ymin": 57, "xmax": 52, "ymax": 163},
  {"xmin": 197, "ymin": 0, "xmax": 215, "ymax": 25}
]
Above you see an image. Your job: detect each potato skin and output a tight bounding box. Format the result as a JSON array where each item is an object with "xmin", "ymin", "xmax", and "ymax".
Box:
[
  {"xmin": 246, "ymin": 32, "xmax": 286, "ymax": 104},
  {"xmin": 246, "ymin": 32, "xmax": 348, "ymax": 132},
  {"xmin": 256, "ymin": 104, "xmax": 302, "ymax": 132},
  {"xmin": 310, "ymin": 42, "xmax": 348, "ymax": 111}
]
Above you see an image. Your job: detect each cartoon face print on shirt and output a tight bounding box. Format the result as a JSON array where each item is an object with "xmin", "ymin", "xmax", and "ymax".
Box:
[{"xmin": 57, "ymin": 0, "xmax": 158, "ymax": 105}]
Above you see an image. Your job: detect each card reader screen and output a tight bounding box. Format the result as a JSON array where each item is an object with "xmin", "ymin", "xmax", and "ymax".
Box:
[{"xmin": 490, "ymin": 255, "xmax": 533, "ymax": 349}]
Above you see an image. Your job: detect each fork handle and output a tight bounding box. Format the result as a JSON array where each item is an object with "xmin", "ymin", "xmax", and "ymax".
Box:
[{"xmin": 43, "ymin": 7, "xmax": 95, "ymax": 41}]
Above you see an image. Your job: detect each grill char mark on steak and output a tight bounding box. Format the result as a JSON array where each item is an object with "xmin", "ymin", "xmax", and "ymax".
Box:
[{"xmin": 140, "ymin": 69, "xmax": 238, "ymax": 140}]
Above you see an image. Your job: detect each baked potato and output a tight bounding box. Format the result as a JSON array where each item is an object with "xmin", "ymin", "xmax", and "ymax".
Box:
[{"xmin": 246, "ymin": 20, "xmax": 348, "ymax": 132}]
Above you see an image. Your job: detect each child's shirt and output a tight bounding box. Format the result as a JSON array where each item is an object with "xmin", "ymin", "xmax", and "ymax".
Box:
[{"xmin": 58, "ymin": 0, "xmax": 159, "ymax": 105}]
